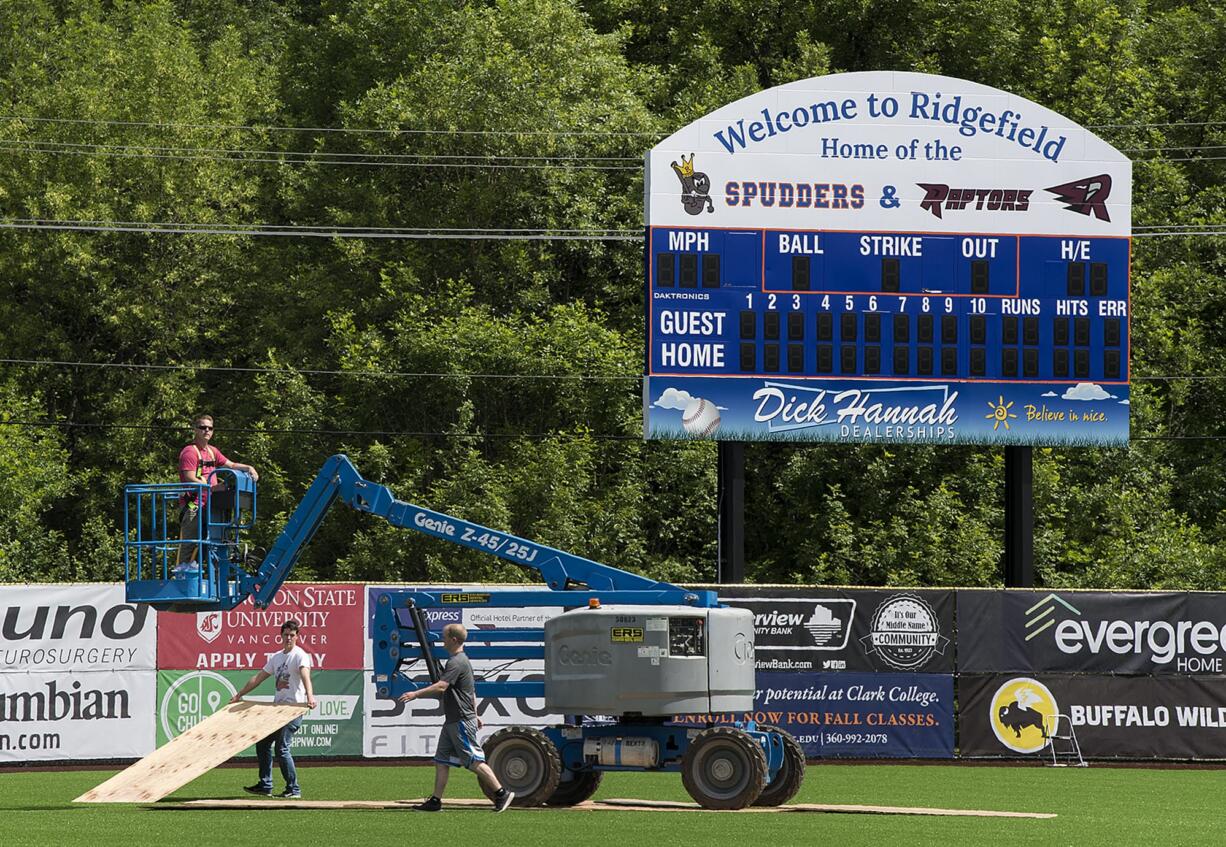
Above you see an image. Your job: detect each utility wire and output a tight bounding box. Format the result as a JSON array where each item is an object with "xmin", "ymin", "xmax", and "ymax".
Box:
[
  {"xmin": 0, "ymin": 357, "xmax": 642, "ymax": 380},
  {"xmin": 3, "ymin": 218, "xmax": 1226, "ymax": 240},
  {"xmin": 0, "ymin": 219, "xmax": 641, "ymax": 240},
  {"xmin": 0, "ymin": 141, "xmax": 642, "ymax": 170},
  {"xmin": 0, "ymin": 418, "xmax": 1220, "ymax": 441},
  {"xmin": 3, "ymin": 357, "xmax": 1226, "ymax": 386},
  {"xmin": 3, "ymin": 113, "xmax": 1225, "ymax": 136}
]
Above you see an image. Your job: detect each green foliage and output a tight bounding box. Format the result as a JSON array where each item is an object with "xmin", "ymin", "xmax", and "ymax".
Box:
[{"xmin": 0, "ymin": 0, "xmax": 1223, "ymax": 589}]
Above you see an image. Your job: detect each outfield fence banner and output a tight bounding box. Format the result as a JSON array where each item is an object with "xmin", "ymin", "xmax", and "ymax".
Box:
[
  {"xmin": 959, "ymin": 673, "xmax": 1226, "ymax": 759},
  {"xmin": 0, "ymin": 583, "xmax": 156, "ymax": 672},
  {"xmin": 158, "ymin": 583, "xmax": 365, "ymax": 671},
  {"xmin": 704, "ymin": 587, "xmax": 955, "ymax": 674},
  {"xmin": 674, "ymin": 671, "xmax": 954, "ymax": 758},
  {"xmin": 363, "ymin": 585, "xmax": 562, "ymax": 757},
  {"xmin": 156, "ymin": 669, "xmax": 364, "ymax": 756},
  {"xmin": 0, "ymin": 669, "xmax": 155, "ymax": 761},
  {"xmin": 958, "ymin": 590, "xmax": 1226, "ymax": 675}
]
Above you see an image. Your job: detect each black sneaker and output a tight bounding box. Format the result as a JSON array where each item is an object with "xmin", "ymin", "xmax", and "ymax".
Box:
[
  {"xmin": 278, "ymin": 788, "xmax": 302, "ymax": 799},
  {"xmin": 243, "ymin": 785, "xmax": 272, "ymax": 797},
  {"xmin": 492, "ymin": 790, "xmax": 515, "ymax": 813},
  {"xmin": 414, "ymin": 796, "xmax": 442, "ymax": 812}
]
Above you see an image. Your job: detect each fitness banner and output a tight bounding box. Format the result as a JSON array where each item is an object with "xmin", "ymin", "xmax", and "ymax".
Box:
[
  {"xmin": 363, "ymin": 585, "xmax": 563, "ymax": 758},
  {"xmin": 673, "ymin": 672, "xmax": 953, "ymax": 758},
  {"xmin": 958, "ymin": 589, "xmax": 1226, "ymax": 674},
  {"xmin": 702, "ymin": 586, "xmax": 955, "ymax": 673},
  {"xmin": 158, "ymin": 582, "xmax": 365, "ymax": 671},
  {"xmin": 960, "ymin": 673, "xmax": 1226, "ymax": 759},
  {"xmin": 155, "ymin": 669, "xmax": 364, "ymax": 756}
]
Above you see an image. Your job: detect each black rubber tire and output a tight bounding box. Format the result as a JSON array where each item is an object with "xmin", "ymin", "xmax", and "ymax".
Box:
[
  {"xmin": 681, "ymin": 726, "xmax": 767, "ymax": 809},
  {"xmin": 485, "ymin": 726, "xmax": 562, "ymax": 807},
  {"xmin": 752, "ymin": 726, "xmax": 807, "ymax": 806},
  {"xmin": 545, "ymin": 769, "xmax": 603, "ymax": 806}
]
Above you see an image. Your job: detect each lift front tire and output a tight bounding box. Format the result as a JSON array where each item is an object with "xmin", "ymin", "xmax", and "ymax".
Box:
[
  {"xmin": 545, "ymin": 768, "xmax": 603, "ymax": 806},
  {"xmin": 681, "ymin": 727, "xmax": 766, "ymax": 809},
  {"xmin": 752, "ymin": 726, "xmax": 806, "ymax": 806},
  {"xmin": 485, "ymin": 726, "xmax": 561, "ymax": 807}
]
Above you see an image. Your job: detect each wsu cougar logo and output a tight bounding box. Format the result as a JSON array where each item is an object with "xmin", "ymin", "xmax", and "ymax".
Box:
[
  {"xmin": 1046, "ymin": 174, "xmax": 1112, "ymax": 222},
  {"xmin": 196, "ymin": 611, "xmax": 222, "ymax": 644}
]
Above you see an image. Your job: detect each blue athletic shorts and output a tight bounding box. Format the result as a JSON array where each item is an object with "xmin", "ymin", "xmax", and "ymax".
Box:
[{"xmin": 434, "ymin": 719, "xmax": 485, "ymax": 771}]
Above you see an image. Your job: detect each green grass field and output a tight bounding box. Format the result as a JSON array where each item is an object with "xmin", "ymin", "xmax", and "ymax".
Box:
[{"xmin": 0, "ymin": 762, "xmax": 1218, "ymax": 846}]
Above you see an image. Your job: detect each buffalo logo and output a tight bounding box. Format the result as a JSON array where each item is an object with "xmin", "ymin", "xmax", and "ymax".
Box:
[
  {"xmin": 989, "ymin": 678, "xmax": 1058, "ymax": 754},
  {"xmin": 196, "ymin": 611, "xmax": 222, "ymax": 644},
  {"xmin": 917, "ymin": 185, "xmax": 1032, "ymax": 219},
  {"xmin": 671, "ymin": 154, "xmax": 714, "ymax": 215},
  {"xmin": 1045, "ymin": 174, "xmax": 1112, "ymax": 222}
]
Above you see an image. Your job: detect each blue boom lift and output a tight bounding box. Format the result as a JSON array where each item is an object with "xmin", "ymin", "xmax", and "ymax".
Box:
[{"xmin": 123, "ymin": 455, "xmax": 805, "ymax": 808}]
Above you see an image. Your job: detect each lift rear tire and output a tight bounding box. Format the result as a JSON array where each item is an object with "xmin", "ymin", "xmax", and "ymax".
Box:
[
  {"xmin": 751, "ymin": 726, "xmax": 806, "ymax": 806},
  {"xmin": 545, "ymin": 769, "xmax": 603, "ymax": 806},
  {"xmin": 681, "ymin": 727, "xmax": 766, "ymax": 809},
  {"xmin": 485, "ymin": 726, "xmax": 561, "ymax": 807}
]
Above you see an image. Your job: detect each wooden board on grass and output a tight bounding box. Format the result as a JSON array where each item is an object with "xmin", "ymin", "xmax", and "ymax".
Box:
[{"xmin": 75, "ymin": 701, "xmax": 309, "ymax": 804}]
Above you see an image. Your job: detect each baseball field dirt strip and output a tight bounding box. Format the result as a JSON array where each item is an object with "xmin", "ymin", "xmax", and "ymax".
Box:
[{"xmin": 173, "ymin": 797, "xmax": 1055, "ymax": 818}]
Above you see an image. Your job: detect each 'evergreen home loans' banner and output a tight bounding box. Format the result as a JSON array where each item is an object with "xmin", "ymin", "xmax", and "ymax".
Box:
[{"xmin": 958, "ymin": 590, "xmax": 1226, "ymax": 674}]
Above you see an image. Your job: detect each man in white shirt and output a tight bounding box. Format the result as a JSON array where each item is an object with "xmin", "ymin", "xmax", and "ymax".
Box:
[{"xmin": 230, "ymin": 619, "xmax": 317, "ymax": 798}]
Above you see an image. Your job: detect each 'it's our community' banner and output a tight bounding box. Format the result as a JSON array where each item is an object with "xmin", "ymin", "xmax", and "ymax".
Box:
[{"xmin": 706, "ymin": 586, "xmax": 955, "ymax": 674}]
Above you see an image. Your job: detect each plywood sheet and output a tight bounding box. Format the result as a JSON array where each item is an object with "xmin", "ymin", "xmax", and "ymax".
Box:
[{"xmin": 75, "ymin": 701, "xmax": 310, "ymax": 803}]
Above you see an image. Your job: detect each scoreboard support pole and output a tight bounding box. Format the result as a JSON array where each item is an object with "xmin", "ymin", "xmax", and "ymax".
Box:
[
  {"xmin": 717, "ymin": 441, "xmax": 746, "ymax": 584},
  {"xmin": 1004, "ymin": 446, "xmax": 1034, "ymax": 587}
]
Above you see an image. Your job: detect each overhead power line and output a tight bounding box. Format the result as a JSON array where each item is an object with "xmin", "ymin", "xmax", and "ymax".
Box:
[
  {"xmin": 1, "ymin": 357, "xmax": 1224, "ymax": 383},
  {"xmin": 0, "ymin": 219, "xmax": 640, "ymax": 240},
  {"xmin": 0, "ymin": 357, "xmax": 642, "ymax": 380},
  {"xmin": 1, "ymin": 218, "xmax": 1224, "ymax": 240},
  {"xmin": 0, "ymin": 418, "xmax": 1221, "ymax": 442},
  {"xmin": 0, "ymin": 114, "xmax": 665, "ymax": 138},
  {"xmin": 2, "ymin": 113, "xmax": 1225, "ymax": 137}
]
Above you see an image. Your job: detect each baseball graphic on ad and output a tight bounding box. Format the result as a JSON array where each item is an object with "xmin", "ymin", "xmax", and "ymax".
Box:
[{"xmin": 681, "ymin": 397, "xmax": 721, "ymax": 437}]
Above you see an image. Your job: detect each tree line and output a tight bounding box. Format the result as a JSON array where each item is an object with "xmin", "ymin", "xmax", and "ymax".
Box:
[{"xmin": 0, "ymin": 0, "xmax": 1222, "ymax": 589}]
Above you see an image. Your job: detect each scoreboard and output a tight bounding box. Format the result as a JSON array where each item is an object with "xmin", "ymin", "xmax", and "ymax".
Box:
[{"xmin": 643, "ymin": 73, "xmax": 1131, "ymax": 446}]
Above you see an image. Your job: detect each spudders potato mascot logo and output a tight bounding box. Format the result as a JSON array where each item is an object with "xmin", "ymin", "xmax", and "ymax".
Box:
[{"xmin": 990, "ymin": 678, "xmax": 1059, "ymax": 754}]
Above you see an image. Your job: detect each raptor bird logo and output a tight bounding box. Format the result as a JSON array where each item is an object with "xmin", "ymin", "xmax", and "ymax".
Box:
[{"xmin": 1045, "ymin": 174, "xmax": 1113, "ymax": 222}]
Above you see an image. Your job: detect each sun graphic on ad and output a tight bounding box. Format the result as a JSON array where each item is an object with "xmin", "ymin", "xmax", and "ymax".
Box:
[{"xmin": 985, "ymin": 396, "xmax": 1017, "ymax": 431}]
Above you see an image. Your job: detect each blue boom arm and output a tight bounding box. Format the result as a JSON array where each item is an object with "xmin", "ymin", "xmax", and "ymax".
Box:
[{"xmin": 249, "ymin": 454, "xmax": 714, "ymax": 609}]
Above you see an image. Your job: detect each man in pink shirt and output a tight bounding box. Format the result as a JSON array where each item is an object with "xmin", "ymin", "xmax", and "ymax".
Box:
[{"xmin": 176, "ymin": 413, "xmax": 259, "ymax": 569}]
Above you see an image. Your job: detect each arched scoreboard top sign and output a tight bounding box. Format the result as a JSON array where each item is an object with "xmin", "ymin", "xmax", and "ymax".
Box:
[{"xmin": 643, "ymin": 71, "xmax": 1131, "ymax": 446}]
